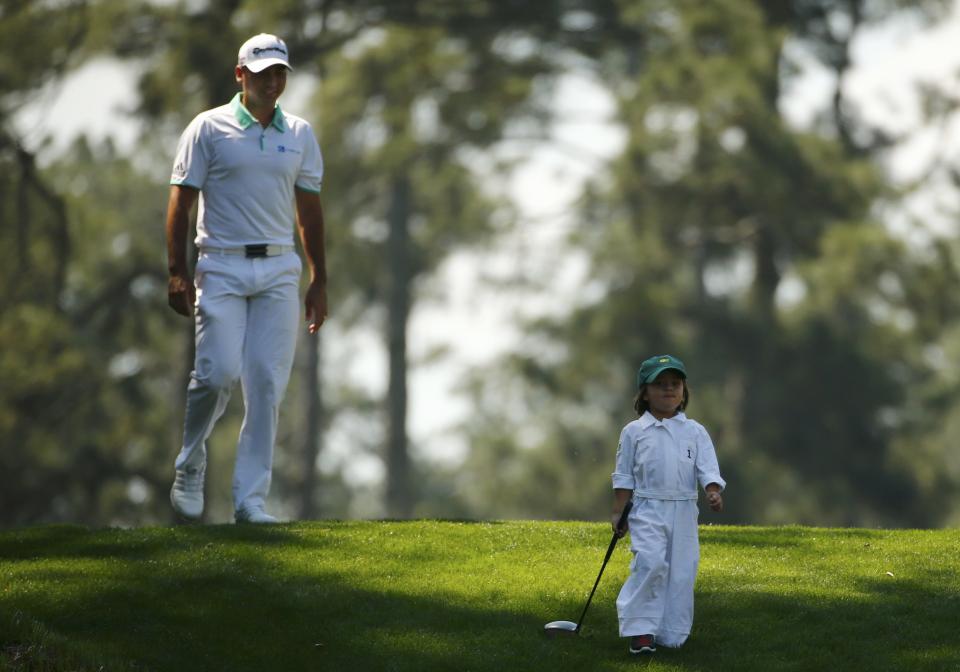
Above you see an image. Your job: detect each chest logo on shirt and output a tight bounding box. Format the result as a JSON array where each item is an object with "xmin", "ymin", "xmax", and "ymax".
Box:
[{"xmin": 276, "ymin": 145, "xmax": 301, "ymax": 155}]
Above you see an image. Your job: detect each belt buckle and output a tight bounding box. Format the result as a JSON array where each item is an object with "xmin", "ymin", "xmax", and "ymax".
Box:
[{"xmin": 245, "ymin": 244, "xmax": 268, "ymax": 258}]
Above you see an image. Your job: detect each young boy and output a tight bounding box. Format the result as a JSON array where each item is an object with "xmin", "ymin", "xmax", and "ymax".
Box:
[{"xmin": 611, "ymin": 354, "xmax": 724, "ymax": 654}]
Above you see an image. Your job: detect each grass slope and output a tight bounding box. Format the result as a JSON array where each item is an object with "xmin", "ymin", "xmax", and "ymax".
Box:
[{"xmin": 0, "ymin": 522, "xmax": 958, "ymax": 672}]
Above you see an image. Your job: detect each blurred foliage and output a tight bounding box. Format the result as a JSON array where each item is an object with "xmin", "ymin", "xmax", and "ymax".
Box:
[
  {"xmin": 457, "ymin": 0, "xmax": 960, "ymax": 527},
  {"xmin": 1, "ymin": 0, "xmax": 959, "ymax": 527}
]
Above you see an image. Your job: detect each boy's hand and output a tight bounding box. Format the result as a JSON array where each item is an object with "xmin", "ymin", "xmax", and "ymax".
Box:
[
  {"xmin": 707, "ymin": 491, "xmax": 723, "ymax": 512},
  {"xmin": 612, "ymin": 512, "xmax": 628, "ymax": 538}
]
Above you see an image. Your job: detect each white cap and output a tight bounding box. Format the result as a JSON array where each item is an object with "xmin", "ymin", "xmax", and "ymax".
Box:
[{"xmin": 237, "ymin": 33, "xmax": 292, "ymax": 73}]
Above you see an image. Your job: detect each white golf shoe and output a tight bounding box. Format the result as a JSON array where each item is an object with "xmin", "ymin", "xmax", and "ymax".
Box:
[
  {"xmin": 235, "ymin": 506, "xmax": 279, "ymax": 524},
  {"xmin": 170, "ymin": 467, "xmax": 205, "ymax": 521}
]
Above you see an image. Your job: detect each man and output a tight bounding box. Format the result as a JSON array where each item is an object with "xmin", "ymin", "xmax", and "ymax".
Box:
[{"xmin": 166, "ymin": 33, "xmax": 327, "ymax": 524}]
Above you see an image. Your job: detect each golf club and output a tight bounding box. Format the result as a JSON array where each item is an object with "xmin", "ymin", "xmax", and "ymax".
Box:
[{"xmin": 543, "ymin": 499, "xmax": 633, "ymax": 637}]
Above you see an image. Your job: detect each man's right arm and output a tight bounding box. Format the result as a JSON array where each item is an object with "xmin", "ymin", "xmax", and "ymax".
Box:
[{"xmin": 166, "ymin": 185, "xmax": 199, "ymax": 317}]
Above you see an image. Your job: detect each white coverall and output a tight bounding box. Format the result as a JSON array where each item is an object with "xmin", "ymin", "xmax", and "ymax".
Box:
[{"xmin": 611, "ymin": 411, "xmax": 725, "ymax": 647}]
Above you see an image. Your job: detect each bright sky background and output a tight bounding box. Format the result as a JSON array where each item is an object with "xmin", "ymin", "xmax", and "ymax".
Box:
[{"xmin": 14, "ymin": 2, "xmax": 960, "ymax": 492}]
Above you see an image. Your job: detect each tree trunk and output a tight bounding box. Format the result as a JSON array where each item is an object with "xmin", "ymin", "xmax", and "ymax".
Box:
[
  {"xmin": 386, "ymin": 175, "xmax": 412, "ymax": 518},
  {"xmin": 751, "ymin": 218, "xmax": 780, "ymax": 327}
]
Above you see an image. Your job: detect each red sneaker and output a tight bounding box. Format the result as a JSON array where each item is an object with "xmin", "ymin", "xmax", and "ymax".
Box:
[{"xmin": 629, "ymin": 634, "xmax": 656, "ymax": 654}]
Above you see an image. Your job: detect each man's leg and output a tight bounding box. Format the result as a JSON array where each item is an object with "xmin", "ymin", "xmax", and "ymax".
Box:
[
  {"xmin": 172, "ymin": 254, "xmax": 247, "ymax": 519},
  {"xmin": 233, "ymin": 254, "xmax": 301, "ymax": 518}
]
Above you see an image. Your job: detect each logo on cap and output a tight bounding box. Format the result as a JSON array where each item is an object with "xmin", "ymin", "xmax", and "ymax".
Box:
[
  {"xmin": 238, "ymin": 33, "xmax": 292, "ymax": 73},
  {"xmin": 252, "ymin": 45, "xmax": 287, "ymax": 57}
]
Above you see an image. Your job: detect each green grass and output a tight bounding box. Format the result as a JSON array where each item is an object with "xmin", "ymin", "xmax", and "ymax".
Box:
[{"xmin": 0, "ymin": 522, "xmax": 958, "ymax": 671}]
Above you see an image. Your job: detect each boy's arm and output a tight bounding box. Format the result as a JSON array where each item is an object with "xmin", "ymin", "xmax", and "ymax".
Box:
[
  {"xmin": 694, "ymin": 425, "xmax": 725, "ymax": 512},
  {"xmin": 612, "ymin": 488, "xmax": 633, "ymax": 537}
]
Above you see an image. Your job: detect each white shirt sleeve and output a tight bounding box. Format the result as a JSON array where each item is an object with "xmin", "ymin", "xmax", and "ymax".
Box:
[
  {"xmin": 694, "ymin": 423, "xmax": 725, "ymax": 491},
  {"xmin": 294, "ymin": 124, "xmax": 323, "ymax": 194},
  {"xmin": 170, "ymin": 115, "xmax": 209, "ymax": 189},
  {"xmin": 612, "ymin": 425, "xmax": 636, "ymax": 490}
]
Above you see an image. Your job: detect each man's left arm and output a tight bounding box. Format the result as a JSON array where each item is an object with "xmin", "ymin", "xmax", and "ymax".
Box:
[{"xmin": 295, "ymin": 188, "xmax": 327, "ymax": 334}]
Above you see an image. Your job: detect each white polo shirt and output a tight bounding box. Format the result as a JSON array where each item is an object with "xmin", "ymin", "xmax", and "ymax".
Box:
[
  {"xmin": 612, "ymin": 411, "xmax": 725, "ymax": 500},
  {"xmin": 170, "ymin": 93, "xmax": 324, "ymax": 248}
]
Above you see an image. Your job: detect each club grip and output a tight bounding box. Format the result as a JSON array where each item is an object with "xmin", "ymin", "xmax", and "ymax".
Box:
[{"xmin": 615, "ymin": 499, "xmax": 633, "ymax": 533}]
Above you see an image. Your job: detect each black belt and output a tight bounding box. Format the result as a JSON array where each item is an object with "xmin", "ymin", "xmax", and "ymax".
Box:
[{"xmin": 200, "ymin": 245, "xmax": 295, "ymax": 258}]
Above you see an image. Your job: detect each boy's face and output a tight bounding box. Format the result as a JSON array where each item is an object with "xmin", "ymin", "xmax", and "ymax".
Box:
[{"xmin": 642, "ymin": 369, "xmax": 685, "ymax": 419}]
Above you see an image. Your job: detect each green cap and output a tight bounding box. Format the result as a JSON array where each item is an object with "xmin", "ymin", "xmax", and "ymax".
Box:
[{"xmin": 636, "ymin": 354, "xmax": 687, "ymax": 389}]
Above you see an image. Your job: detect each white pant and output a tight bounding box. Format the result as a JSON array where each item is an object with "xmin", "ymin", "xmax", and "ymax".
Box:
[
  {"xmin": 616, "ymin": 498, "xmax": 700, "ymax": 647},
  {"xmin": 174, "ymin": 251, "xmax": 302, "ymax": 512}
]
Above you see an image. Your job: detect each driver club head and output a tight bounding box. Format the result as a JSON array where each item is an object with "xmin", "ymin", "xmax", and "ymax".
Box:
[
  {"xmin": 543, "ymin": 620, "xmax": 580, "ymax": 637},
  {"xmin": 543, "ymin": 501, "xmax": 633, "ymax": 640}
]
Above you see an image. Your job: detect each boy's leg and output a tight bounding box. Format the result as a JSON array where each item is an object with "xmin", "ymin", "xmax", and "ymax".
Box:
[
  {"xmin": 232, "ymin": 254, "xmax": 301, "ymax": 515},
  {"xmin": 657, "ymin": 501, "xmax": 700, "ymax": 648},
  {"xmin": 617, "ymin": 500, "xmax": 669, "ymax": 637}
]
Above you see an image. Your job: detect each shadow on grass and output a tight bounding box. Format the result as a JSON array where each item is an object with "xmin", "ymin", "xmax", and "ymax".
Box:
[
  {"xmin": 693, "ymin": 571, "xmax": 960, "ymax": 672},
  {"xmin": 1, "ymin": 523, "xmax": 958, "ymax": 672},
  {"xmin": 1, "ymin": 522, "xmax": 621, "ymax": 672}
]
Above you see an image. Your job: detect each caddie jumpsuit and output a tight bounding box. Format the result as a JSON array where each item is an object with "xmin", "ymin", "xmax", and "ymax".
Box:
[{"xmin": 611, "ymin": 411, "xmax": 725, "ymax": 647}]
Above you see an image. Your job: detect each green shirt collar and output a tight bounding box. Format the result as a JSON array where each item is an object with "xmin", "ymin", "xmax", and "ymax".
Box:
[{"xmin": 230, "ymin": 92, "xmax": 287, "ymax": 132}]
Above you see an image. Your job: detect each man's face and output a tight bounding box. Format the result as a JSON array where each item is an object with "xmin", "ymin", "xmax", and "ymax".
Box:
[{"xmin": 236, "ymin": 64, "xmax": 288, "ymax": 108}]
